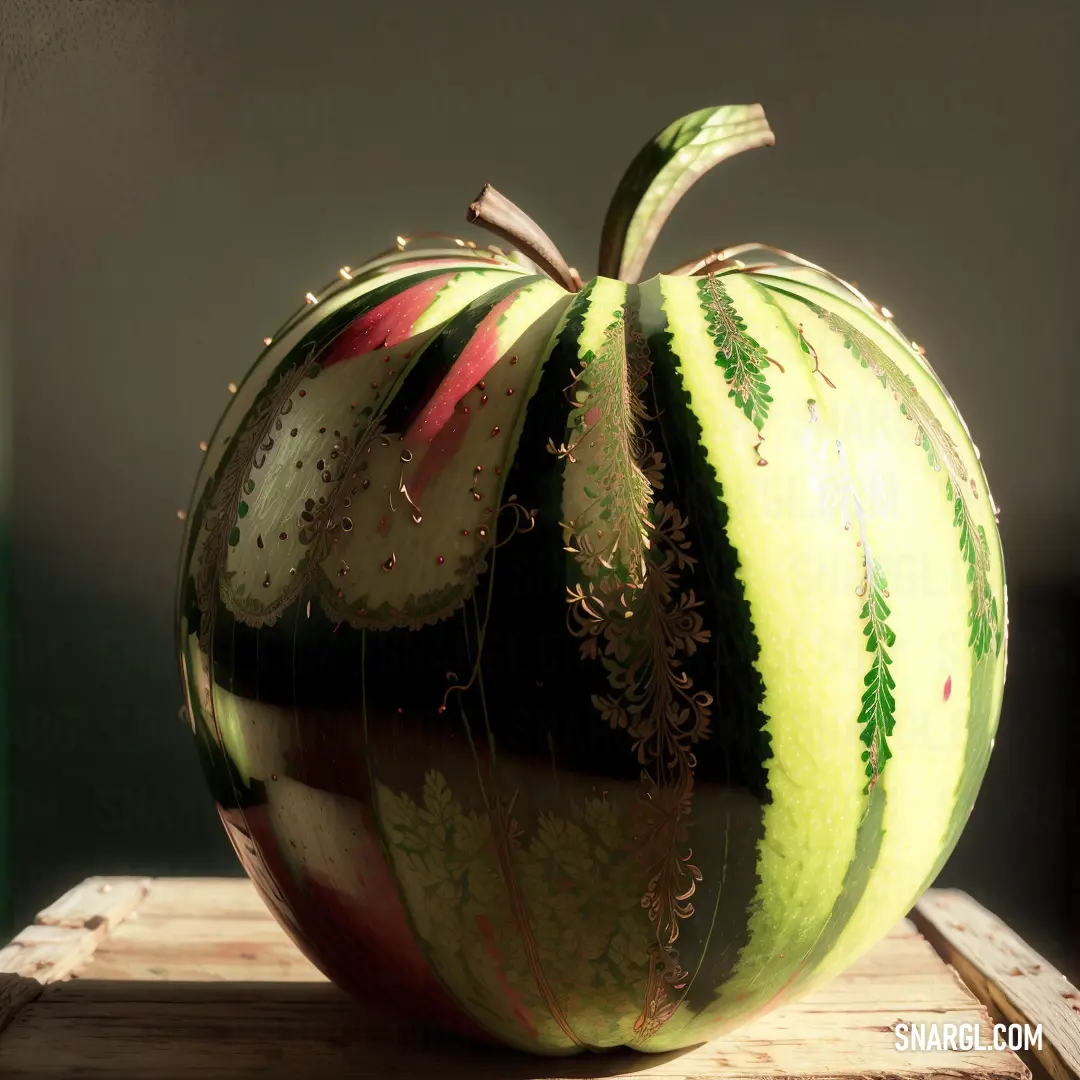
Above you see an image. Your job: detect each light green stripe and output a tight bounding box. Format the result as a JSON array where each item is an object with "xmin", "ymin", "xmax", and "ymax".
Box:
[
  {"xmin": 746, "ymin": 276, "xmax": 1004, "ymax": 984},
  {"xmin": 648, "ymin": 274, "xmax": 872, "ymax": 1042}
]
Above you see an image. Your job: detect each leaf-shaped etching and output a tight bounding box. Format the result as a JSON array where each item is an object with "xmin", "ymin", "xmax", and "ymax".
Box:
[
  {"xmin": 556, "ymin": 304, "xmax": 655, "ymax": 587},
  {"xmin": 950, "ymin": 479, "xmax": 999, "ymax": 658},
  {"xmin": 376, "ymin": 774, "xmax": 554, "ymax": 1046},
  {"xmin": 816, "ymin": 312, "xmax": 968, "ymax": 482},
  {"xmin": 377, "ymin": 773, "xmax": 657, "ymax": 1048},
  {"xmin": 857, "ymin": 560, "xmax": 897, "ymax": 793},
  {"xmin": 698, "ymin": 275, "xmax": 776, "ymax": 432}
]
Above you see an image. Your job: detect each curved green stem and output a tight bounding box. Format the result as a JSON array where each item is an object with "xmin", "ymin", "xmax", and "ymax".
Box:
[{"xmin": 597, "ymin": 105, "xmax": 775, "ymax": 283}]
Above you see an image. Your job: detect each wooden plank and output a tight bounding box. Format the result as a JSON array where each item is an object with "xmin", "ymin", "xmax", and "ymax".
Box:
[
  {"xmin": 0, "ymin": 875, "xmax": 151, "ymax": 1040},
  {"xmin": 78, "ymin": 876, "xmax": 325, "ymax": 983},
  {"xmin": 0, "ymin": 975, "xmax": 41, "ymax": 1038},
  {"xmin": 0, "ymin": 877, "xmax": 150, "ymax": 983},
  {"xmin": 35, "ymin": 876, "xmax": 149, "ymax": 932},
  {"xmin": 0, "ymin": 980, "xmax": 1029, "ymax": 1080},
  {"xmin": 84, "ymin": 921, "xmax": 326, "ymax": 983},
  {"xmin": 0, "ymin": 922, "xmax": 106, "ymax": 982},
  {"xmin": 134, "ymin": 877, "xmax": 272, "ymax": 922},
  {"xmin": 913, "ymin": 889, "xmax": 1080, "ymax": 1080},
  {"xmin": 0, "ymin": 877, "xmax": 1032, "ymax": 1079}
]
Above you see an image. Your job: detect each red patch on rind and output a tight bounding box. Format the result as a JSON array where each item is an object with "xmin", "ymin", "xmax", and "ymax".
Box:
[
  {"xmin": 217, "ymin": 804, "xmax": 491, "ymax": 1045},
  {"xmin": 475, "ymin": 913, "xmax": 539, "ymax": 1039},
  {"xmin": 319, "ymin": 273, "xmax": 457, "ymax": 368},
  {"xmin": 407, "ymin": 291, "xmax": 520, "ymax": 445},
  {"xmin": 943, "ymin": 675, "xmax": 952, "ymax": 701}
]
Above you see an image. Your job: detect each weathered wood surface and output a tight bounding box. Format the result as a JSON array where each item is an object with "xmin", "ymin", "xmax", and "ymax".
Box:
[
  {"xmin": 0, "ymin": 877, "xmax": 1032, "ymax": 1079},
  {"xmin": 912, "ymin": 889, "xmax": 1080, "ymax": 1080}
]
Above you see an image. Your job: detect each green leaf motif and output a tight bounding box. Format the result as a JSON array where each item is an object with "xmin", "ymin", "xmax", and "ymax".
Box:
[
  {"xmin": 561, "ymin": 305, "xmax": 655, "ymax": 586},
  {"xmin": 794, "ymin": 299, "xmax": 1002, "ymax": 662},
  {"xmin": 857, "ymin": 560, "xmax": 897, "ymax": 793},
  {"xmin": 698, "ymin": 275, "xmax": 774, "ymax": 431},
  {"xmin": 376, "ymin": 772, "xmax": 654, "ymax": 1048},
  {"xmin": 957, "ymin": 503, "xmax": 998, "ymax": 658}
]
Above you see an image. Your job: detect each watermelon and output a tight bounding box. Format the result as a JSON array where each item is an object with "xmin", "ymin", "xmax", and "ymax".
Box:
[{"xmin": 176, "ymin": 104, "xmax": 1007, "ymax": 1055}]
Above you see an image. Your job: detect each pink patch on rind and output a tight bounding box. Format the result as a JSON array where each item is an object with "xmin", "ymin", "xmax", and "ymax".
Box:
[
  {"xmin": 475, "ymin": 913, "xmax": 539, "ymax": 1039},
  {"xmin": 408, "ymin": 408, "xmax": 474, "ymax": 505},
  {"xmin": 319, "ymin": 273, "xmax": 457, "ymax": 368},
  {"xmin": 407, "ymin": 291, "xmax": 520, "ymax": 445},
  {"xmin": 944, "ymin": 676, "xmax": 952, "ymax": 701}
]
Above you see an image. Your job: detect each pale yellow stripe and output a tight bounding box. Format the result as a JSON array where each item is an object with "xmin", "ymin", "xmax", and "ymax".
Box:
[
  {"xmin": 751, "ymin": 279, "xmax": 1001, "ymax": 982},
  {"xmin": 579, "ymin": 276, "xmax": 628, "ymax": 345},
  {"xmin": 412, "ymin": 269, "xmax": 526, "ymax": 333},
  {"xmin": 656, "ymin": 274, "xmax": 869, "ymax": 1014}
]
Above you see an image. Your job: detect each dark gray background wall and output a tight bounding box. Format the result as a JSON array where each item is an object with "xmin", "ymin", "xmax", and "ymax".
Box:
[{"xmin": 1, "ymin": 0, "xmax": 1077, "ymax": 972}]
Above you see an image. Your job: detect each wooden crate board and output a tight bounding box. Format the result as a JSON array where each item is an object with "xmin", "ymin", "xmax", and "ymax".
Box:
[
  {"xmin": 0, "ymin": 877, "xmax": 1040, "ymax": 1080},
  {"xmin": 912, "ymin": 890, "xmax": 1080, "ymax": 1080}
]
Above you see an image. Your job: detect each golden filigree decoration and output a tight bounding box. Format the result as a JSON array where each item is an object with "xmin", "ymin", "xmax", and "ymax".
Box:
[{"xmin": 555, "ymin": 302, "xmax": 713, "ymax": 1043}]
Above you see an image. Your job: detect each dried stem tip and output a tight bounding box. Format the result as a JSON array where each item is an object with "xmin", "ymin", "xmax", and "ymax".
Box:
[{"xmin": 467, "ymin": 185, "xmax": 580, "ymax": 292}]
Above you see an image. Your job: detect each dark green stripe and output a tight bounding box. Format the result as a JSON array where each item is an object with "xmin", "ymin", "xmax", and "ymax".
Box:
[
  {"xmin": 789, "ymin": 788, "xmax": 887, "ymax": 991},
  {"xmin": 353, "ymin": 287, "xmax": 594, "ymax": 1052},
  {"xmin": 206, "ymin": 276, "xmax": 547, "ymax": 708},
  {"xmin": 178, "ymin": 273, "xmax": 528, "ymax": 849},
  {"xmin": 917, "ymin": 642, "xmax": 1003, "ymax": 893},
  {"xmin": 381, "ymin": 275, "xmax": 543, "ymax": 431},
  {"xmin": 637, "ymin": 279, "xmax": 772, "ymax": 1018}
]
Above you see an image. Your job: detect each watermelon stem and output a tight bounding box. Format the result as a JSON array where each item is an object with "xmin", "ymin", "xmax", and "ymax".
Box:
[
  {"xmin": 467, "ymin": 184, "xmax": 581, "ymax": 293},
  {"xmin": 598, "ymin": 105, "xmax": 774, "ymax": 283}
]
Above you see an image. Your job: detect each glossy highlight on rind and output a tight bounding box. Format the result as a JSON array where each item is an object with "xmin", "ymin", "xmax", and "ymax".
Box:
[{"xmin": 177, "ymin": 229, "xmax": 1005, "ymax": 1055}]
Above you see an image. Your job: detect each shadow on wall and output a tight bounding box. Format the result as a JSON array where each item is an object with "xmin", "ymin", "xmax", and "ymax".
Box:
[
  {"xmin": 10, "ymin": 533, "xmax": 238, "ymax": 933},
  {"xmin": 11, "ymin": 526, "xmax": 1079, "ymax": 978},
  {"xmin": 937, "ymin": 572, "xmax": 1079, "ymax": 980}
]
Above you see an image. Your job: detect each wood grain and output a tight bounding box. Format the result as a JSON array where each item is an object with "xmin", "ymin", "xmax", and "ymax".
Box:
[
  {"xmin": 0, "ymin": 876, "xmax": 149, "ymax": 981},
  {"xmin": 0, "ymin": 975, "xmax": 41, "ymax": 1038},
  {"xmin": 913, "ymin": 889, "xmax": 1080, "ymax": 1080},
  {"xmin": 0, "ymin": 877, "xmax": 1034, "ymax": 1080}
]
